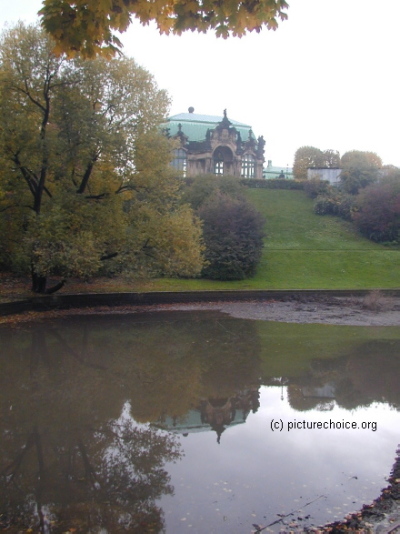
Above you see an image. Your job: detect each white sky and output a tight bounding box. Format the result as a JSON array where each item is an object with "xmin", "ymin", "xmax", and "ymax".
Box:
[{"xmin": 1, "ymin": 0, "xmax": 400, "ymax": 168}]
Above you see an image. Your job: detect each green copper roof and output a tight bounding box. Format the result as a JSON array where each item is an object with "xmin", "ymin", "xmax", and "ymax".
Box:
[{"xmin": 166, "ymin": 112, "xmax": 254, "ymax": 142}]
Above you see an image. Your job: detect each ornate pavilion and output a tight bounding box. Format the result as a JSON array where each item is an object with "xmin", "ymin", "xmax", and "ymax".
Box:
[{"xmin": 165, "ymin": 108, "xmax": 265, "ymax": 179}]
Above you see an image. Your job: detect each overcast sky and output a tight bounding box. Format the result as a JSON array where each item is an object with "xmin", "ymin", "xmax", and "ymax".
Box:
[{"xmin": 1, "ymin": 0, "xmax": 400, "ymax": 168}]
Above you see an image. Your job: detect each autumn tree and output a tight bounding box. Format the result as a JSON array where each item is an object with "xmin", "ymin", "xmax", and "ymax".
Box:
[
  {"xmin": 341, "ymin": 150, "xmax": 382, "ymax": 171},
  {"xmin": 339, "ymin": 150, "xmax": 382, "ymax": 194},
  {"xmin": 39, "ymin": 0, "xmax": 289, "ymax": 58},
  {"xmin": 292, "ymin": 146, "xmax": 339, "ymax": 181},
  {"xmin": 0, "ymin": 23, "xmax": 203, "ymax": 292},
  {"xmin": 323, "ymin": 149, "xmax": 341, "ymax": 168},
  {"xmin": 123, "ymin": 130, "xmax": 204, "ymax": 278}
]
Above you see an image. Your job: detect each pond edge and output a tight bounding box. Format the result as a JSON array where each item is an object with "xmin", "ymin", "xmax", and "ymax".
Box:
[{"xmin": 1, "ymin": 289, "xmax": 400, "ymax": 316}]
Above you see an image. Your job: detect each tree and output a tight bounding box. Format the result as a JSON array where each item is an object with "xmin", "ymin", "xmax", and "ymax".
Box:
[
  {"xmin": 323, "ymin": 149, "xmax": 341, "ymax": 168},
  {"xmin": 121, "ymin": 130, "xmax": 205, "ymax": 278},
  {"xmin": 292, "ymin": 146, "xmax": 325, "ymax": 180},
  {"xmin": 340, "ymin": 150, "xmax": 382, "ymax": 194},
  {"xmin": 198, "ymin": 192, "xmax": 265, "ymax": 280},
  {"xmin": 293, "ymin": 147, "xmax": 341, "ymax": 181},
  {"xmin": 341, "ymin": 150, "xmax": 382, "ymax": 171},
  {"xmin": 39, "ymin": 0, "xmax": 289, "ymax": 58},
  {"xmin": 0, "ymin": 23, "xmax": 204, "ymax": 292}
]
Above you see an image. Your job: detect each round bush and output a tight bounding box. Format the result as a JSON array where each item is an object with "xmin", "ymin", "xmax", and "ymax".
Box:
[{"xmin": 198, "ymin": 194, "xmax": 265, "ymax": 280}]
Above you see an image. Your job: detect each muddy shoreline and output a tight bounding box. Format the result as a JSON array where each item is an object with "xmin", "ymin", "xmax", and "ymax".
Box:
[
  {"xmin": 157, "ymin": 294, "xmax": 400, "ymax": 327},
  {"xmin": 2, "ymin": 293, "xmax": 400, "ymax": 327}
]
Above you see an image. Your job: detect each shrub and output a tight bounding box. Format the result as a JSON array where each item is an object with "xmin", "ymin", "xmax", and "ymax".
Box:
[
  {"xmin": 314, "ymin": 194, "xmax": 340, "ymax": 216},
  {"xmin": 314, "ymin": 191, "xmax": 355, "ymax": 220},
  {"xmin": 198, "ymin": 193, "xmax": 265, "ymax": 280},
  {"xmin": 352, "ymin": 178, "xmax": 400, "ymax": 243},
  {"xmin": 339, "ymin": 168, "xmax": 378, "ymax": 195},
  {"xmin": 336, "ymin": 193, "xmax": 356, "ymax": 221},
  {"xmin": 183, "ymin": 174, "xmax": 244, "ymax": 210},
  {"xmin": 303, "ymin": 178, "xmax": 330, "ymax": 199}
]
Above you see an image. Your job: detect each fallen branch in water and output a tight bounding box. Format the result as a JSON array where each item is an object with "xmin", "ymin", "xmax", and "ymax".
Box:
[{"xmin": 253, "ymin": 494, "xmax": 327, "ymax": 533}]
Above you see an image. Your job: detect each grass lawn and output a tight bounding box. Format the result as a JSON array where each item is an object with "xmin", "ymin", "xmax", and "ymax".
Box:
[{"xmin": 248, "ymin": 189, "xmax": 400, "ymax": 289}]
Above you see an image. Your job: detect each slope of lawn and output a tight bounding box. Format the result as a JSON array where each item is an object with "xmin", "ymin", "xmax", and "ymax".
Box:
[
  {"xmin": 143, "ymin": 188, "xmax": 399, "ymax": 291},
  {"xmin": 247, "ymin": 189, "xmax": 400, "ymax": 289}
]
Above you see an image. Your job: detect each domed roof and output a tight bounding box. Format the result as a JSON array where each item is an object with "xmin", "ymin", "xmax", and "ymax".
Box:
[{"xmin": 166, "ymin": 110, "xmax": 254, "ymax": 142}]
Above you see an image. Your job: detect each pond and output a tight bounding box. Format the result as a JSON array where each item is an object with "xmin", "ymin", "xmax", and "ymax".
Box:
[{"xmin": 1, "ymin": 310, "xmax": 400, "ymax": 533}]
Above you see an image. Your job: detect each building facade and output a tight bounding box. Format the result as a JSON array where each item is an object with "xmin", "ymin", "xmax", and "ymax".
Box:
[
  {"xmin": 263, "ymin": 160, "xmax": 294, "ymax": 179},
  {"xmin": 307, "ymin": 167, "xmax": 342, "ymax": 185},
  {"xmin": 165, "ymin": 108, "xmax": 265, "ymax": 179}
]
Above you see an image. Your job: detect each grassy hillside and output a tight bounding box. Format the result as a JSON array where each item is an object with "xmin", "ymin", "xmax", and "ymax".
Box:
[
  {"xmin": 247, "ymin": 189, "xmax": 400, "ymax": 289},
  {"xmin": 144, "ymin": 188, "xmax": 399, "ymax": 291},
  {"xmin": 2, "ymin": 188, "xmax": 399, "ymax": 302}
]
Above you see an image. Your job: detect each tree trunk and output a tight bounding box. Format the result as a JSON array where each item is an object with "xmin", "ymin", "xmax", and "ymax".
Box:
[
  {"xmin": 31, "ymin": 272, "xmax": 47, "ymax": 293},
  {"xmin": 31, "ymin": 271, "xmax": 66, "ymax": 294}
]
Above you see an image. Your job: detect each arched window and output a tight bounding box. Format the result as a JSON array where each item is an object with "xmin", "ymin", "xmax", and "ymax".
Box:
[
  {"xmin": 241, "ymin": 154, "xmax": 255, "ymax": 178},
  {"xmin": 214, "ymin": 160, "xmax": 224, "ymax": 175},
  {"xmin": 171, "ymin": 148, "xmax": 187, "ymax": 176},
  {"xmin": 213, "ymin": 149, "xmax": 224, "ymax": 175},
  {"xmin": 213, "ymin": 147, "xmax": 233, "ymax": 176}
]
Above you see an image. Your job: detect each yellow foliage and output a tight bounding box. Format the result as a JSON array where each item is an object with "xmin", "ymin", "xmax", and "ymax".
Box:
[
  {"xmin": 40, "ymin": 0, "xmax": 289, "ymax": 57},
  {"xmin": 0, "ymin": 24, "xmax": 204, "ymax": 283}
]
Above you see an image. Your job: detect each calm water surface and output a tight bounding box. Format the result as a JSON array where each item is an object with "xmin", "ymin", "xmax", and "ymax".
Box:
[{"xmin": 1, "ymin": 310, "xmax": 400, "ymax": 533}]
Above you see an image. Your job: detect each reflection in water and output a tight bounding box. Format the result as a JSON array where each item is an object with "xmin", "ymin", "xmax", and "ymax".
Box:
[
  {"xmin": 0, "ymin": 312, "xmax": 261, "ymax": 532},
  {"xmin": 155, "ymin": 388, "xmax": 260, "ymax": 444},
  {"xmin": 286, "ymin": 338, "xmax": 400, "ymax": 412},
  {"xmin": 1, "ymin": 312, "xmax": 400, "ymax": 532},
  {"xmin": 1, "ymin": 397, "xmax": 181, "ymax": 533}
]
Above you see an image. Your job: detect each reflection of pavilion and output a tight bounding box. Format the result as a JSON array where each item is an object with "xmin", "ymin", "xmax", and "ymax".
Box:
[{"xmin": 153, "ymin": 388, "xmax": 260, "ymax": 444}]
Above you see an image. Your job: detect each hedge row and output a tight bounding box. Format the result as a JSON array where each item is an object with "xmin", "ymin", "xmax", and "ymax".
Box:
[{"xmin": 241, "ymin": 179, "xmax": 304, "ymax": 190}]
